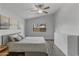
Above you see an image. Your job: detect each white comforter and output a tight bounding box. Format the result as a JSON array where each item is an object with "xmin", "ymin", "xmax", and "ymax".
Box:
[{"xmin": 17, "ymin": 37, "xmax": 46, "ymax": 44}]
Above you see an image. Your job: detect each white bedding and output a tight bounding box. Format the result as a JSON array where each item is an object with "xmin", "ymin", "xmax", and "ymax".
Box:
[
  {"xmin": 17, "ymin": 37, "xmax": 46, "ymax": 44},
  {"xmin": 8, "ymin": 37, "xmax": 48, "ymax": 53}
]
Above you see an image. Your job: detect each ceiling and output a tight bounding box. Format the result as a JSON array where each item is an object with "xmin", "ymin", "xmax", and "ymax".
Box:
[{"xmin": 0, "ymin": 3, "xmax": 62, "ymax": 19}]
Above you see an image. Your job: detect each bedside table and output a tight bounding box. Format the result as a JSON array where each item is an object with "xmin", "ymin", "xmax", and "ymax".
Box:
[{"xmin": 0, "ymin": 45, "xmax": 9, "ymax": 56}]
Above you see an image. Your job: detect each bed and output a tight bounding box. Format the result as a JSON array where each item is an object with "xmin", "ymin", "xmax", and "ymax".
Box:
[{"xmin": 7, "ymin": 37, "xmax": 48, "ymax": 55}]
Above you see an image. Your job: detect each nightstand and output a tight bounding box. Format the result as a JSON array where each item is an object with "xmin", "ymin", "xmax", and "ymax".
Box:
[{"xmin": 0, "ymin": 45, "xmax": 9, "ymax": 56}]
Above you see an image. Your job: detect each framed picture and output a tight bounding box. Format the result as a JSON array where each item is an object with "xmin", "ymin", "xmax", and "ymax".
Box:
[
  {"xmin": 33, "ymin": 24, "xmax": 46, "ymax": 32},
  {"xmin": 0, "ymin": 15, "xmax": 10, "ymax": 29}
]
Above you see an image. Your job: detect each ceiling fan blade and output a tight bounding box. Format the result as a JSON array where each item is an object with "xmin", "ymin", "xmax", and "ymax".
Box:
[
  {"xmin": 39, "ymin": 4, "xmax": 44, "ymax": 8},
  {"xmin": 43, "ymin": 6, "xmax": 50, "ymax": 10},
  {"xmin": 35, "ymin": 4, "xmax": 40, "ymax": 8},
  {"xmin": 34, "ymin": 4, "xmax": 44, "ymax": 9},
  {"xmin": 43, "ymin": 11, "xmax": 48, "ymax": 13},
  {"xmin": 30, "ymin": 10, "xmax": 38, "ymax": 12}
]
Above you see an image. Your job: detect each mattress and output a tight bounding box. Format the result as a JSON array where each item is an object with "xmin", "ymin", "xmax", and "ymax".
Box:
[{"xmin": 7, "ymin": 37, "xmax": 48, "ymax": 53}]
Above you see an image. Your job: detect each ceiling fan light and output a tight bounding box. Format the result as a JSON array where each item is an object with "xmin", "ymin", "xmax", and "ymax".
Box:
[{"xmin": 38, "ymin": 10, "xmax": 43, "ymax": 13}]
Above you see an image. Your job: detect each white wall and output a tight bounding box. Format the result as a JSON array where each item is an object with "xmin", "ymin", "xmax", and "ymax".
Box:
[
  {"xmin": 54, "ymin": 4, "xmax": 79, "ymax": 56},
  {"xmin": 0, "ymin": 6, "xmax": 24, "ymax": 45},
  {"xmin": 55, "ymin": 4, "xmax": 79, "ymax": 34},
  {"xmin": 25, "ymin": 14, "xmax": 54, "ymax": 39},
  {"xmin": 54, "ymin": 32, "xmax": 68, "ymax": 55}
]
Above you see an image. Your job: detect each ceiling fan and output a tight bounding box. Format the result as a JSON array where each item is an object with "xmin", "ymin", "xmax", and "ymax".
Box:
[{"xmin": 31, "ymin": 4, "xmax": 50, "ymax": 14}]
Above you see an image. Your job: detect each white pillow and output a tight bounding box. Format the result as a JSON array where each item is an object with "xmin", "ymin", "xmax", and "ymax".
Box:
[
  {"xmin": 17, "ymin": 33, "xmax": 25, "ymax": 39},
  {"xmin": 9, "ymin": 34, "xmax": 22, "ymax": 41}
]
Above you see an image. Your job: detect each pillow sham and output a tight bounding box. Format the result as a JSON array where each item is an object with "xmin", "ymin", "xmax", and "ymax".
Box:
[
  {"xmin": 17, "ymin": 33, "xmax": 24, "ymax": 39},
  {"xmin": 9, "ymin": 34, "xmax": 23, "ymax": 42}
]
